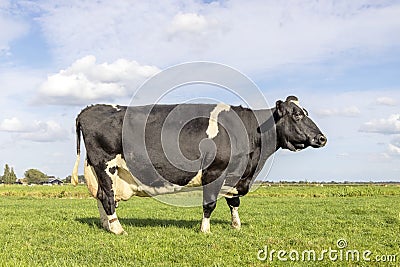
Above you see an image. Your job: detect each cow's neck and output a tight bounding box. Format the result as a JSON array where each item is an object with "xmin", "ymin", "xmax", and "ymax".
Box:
[{"xmin": 252, "ymin": 108, "xmax": 279, "ymax": 177}]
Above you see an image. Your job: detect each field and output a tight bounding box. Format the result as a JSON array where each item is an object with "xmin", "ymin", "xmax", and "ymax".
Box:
[{"xmin": 0, "ymin": 184, "xmax": 399, "ymax": 266}]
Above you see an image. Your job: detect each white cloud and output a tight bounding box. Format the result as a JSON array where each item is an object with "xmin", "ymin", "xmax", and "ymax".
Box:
[
  {"xmin": 34, "ymin": 1, "xmax": 400, "ymax": 72},
  {"xmin": 0, "ymin": 1, "xmax": 28, "ymax": 58},
  {"xmin": 167, "ymin": 12, "xmax": 221, "ymax": 41},
  {"xmin": 19, "ymin": 120, "xmax": 68, "ymax": 142},
  {"xmin": 359, "ymin": 114, "xmax": 400, "ymax": 134},
  {"xmin": 384, "ymin": 137, "xmax": 400, "ymax": 158},
  {"xmin": 315, "ymin": 106, "xmax": 361, "ymax": 117},
  {"xmin": 0, "ymin": 117, "xmax": 68, "ymax": 142},
  {"xmin": 376, "ymin": 96, "xmax": 397, "ymax": 106},
  {"xmin": 388, "ymin": 143, "xmax": 400, "ymax": 156},
  {"xmin": 37, "ymin": 55, "xmax": 160, "ymax": 105},
  {"xmin": 0, "ymin": 117, "xmax": 28, "ymax": 132},
  {"xmin": 169, "ymin": 13, "xmax": 210, "ymax": 35}
]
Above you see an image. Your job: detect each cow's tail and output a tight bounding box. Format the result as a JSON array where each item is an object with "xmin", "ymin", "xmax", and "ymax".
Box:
[{"xmin": 72, "ymin": 117, "xmax": 81, "ymax": 186}]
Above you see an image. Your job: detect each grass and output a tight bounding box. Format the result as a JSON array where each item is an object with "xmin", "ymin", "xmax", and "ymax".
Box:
[{"xmin": 0, "ymin": 184, "xmax": 399, "ymax": 266}]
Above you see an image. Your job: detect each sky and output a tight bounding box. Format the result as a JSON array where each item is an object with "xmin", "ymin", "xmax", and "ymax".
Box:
[{"xmin": 0, "ymin": 0, "xmax": 399, "ymax": 182}]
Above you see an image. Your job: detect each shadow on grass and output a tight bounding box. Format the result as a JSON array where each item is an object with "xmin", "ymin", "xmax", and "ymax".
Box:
[{"xmin": 76, "ymin": 217, "xmax": 233, "ymax": 230}]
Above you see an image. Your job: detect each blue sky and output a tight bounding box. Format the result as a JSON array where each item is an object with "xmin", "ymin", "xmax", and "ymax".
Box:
[{"xmin": 0, "ymin": 0, "xmax": 399, "ymax": 182}]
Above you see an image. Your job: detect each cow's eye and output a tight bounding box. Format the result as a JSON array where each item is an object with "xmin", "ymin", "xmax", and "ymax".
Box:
[{"xmin": 293, "ymin": 112, "xmax": 303, "ymax": 121}]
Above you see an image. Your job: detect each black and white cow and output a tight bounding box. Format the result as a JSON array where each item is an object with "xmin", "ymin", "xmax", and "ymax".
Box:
[{"xmin": 72, "ymin": 96, "xmax": 326, "ymax": 234}]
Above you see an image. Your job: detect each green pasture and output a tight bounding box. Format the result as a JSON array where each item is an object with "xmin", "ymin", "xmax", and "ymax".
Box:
[{"xmin": 0, "ymin": 184, "xmax": 399, "ymax": 266}]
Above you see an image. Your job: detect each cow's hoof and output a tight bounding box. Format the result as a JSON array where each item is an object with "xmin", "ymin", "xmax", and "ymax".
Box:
[
  {"xmin": 200, "ymin": 228, "xmax": 211, "ymax": 234},
  {"xmin": 200, "ymin": 218, "xmax": 211, "ymax": 234},
  {"xmin": 110, "ymin": 228, "xmax": 126, "ymax": 235},
  {"xmin": 231, "ymin": 212, "xmax": 241, "ymax": 230},
  {"xmin": 231, "ymin": 220, "xmax": 241, "ymax": 230},
  {"xmin": 114, "ymin": 230, "xmax": 128, "ymax": 235},
  {"xmin": 231, "ymin": 224, "xmax": 241, "ymax": 230},
  {"xmin": 109, "ymin": 220, "xmax": 125, "ymax": 235}
]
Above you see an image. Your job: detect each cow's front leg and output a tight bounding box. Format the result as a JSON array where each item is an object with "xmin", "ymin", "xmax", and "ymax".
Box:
[{"xmin": 226, "ymin": 197, "xmax": 241, "ymax": 230}]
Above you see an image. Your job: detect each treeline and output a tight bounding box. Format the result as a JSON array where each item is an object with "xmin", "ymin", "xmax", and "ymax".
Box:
[
  {"xmin": 1, "ymin": 164, "xmax": 49, "ymax": 184},
  {"xmin": 0, "ymin": 164, "xmax": 85, "ymax": 185}
]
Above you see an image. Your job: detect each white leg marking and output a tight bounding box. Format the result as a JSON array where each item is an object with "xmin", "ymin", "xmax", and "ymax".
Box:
[
  {"xmin": 231, "ymin": 207, "xmax": 241, "ymax": 230},
  {"xmin": 200, "ymin": 215, "xmax": 211, "ymax": 233},
  {"xmin": 107, "ymin": 213, "xmax": 126, "ymax": 235},
  {"xmin": 206, "ymin": 103, "xmax": 231, "ymax": 139}
]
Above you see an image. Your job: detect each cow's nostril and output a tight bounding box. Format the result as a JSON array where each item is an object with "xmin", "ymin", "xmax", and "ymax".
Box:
[{"xmin": 318, "ymin": 135, "xmax": 327, "ymax": 145}]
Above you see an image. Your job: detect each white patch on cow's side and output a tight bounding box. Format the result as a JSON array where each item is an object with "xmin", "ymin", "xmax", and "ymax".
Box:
[
  {"xmin": 84, "ymin": 160, "xmax": 98, "ymax": 197},
  {"xmin": 206, "ymin": 103, "xmax": 231, "ymax": 139},
  {"xmin": 111, "ymin": 104, "xmax": 121, "ymax": 111},
  {"xmin": 107, "ymin": 213, "xmax": 125, "ymax": 235},
  {"xmin": 231, "ymin": 207, "xmax": 241, "ymax": 230},
  {"xmin": 104, "ymin": 154, "xmax": 183, "ymax": 201},
  {"xmin": 200, "ymin": 216, "xmax": 211, "ymax": 233},
  {"xmin": 220, "ymin": 184, "xmax": 239, "ymax": 197},
  {"xmin": 186, "ymin": 170, "xmax": 202, "ymax": 187}
]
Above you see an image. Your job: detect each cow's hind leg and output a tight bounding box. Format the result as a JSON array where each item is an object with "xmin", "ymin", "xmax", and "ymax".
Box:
[
  {"xmin": 201, "ymin": 172, "xmax": 225, "ymax": 233},
  {"xmin": 97, "ymin": 185, "xmax": 125, "ymax": 235},
  {"xmin": 83, "ymin": 161, "xmax": 109, "ymax": 230},
  {"xmin": 226, "ymin": 197, "xmax": 241, "ymax": 230},
  {"xmin": 96, "ymin": 199, "xmax": 109, "ymax": 230},
  {"xmin": 95, "ymin": 164, "xmax": 125, "ymax": 235}
]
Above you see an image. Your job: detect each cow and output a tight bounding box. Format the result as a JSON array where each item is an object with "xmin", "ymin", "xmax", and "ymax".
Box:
[{"xmin": 72, "ymin": 96, "xmax": 326, "ymax": 234}]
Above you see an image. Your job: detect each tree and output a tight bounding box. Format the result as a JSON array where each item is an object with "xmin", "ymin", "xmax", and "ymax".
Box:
[
  {"xmin": 2, "ymin": 164, "xmax": 17, "ymax": 184},
  {"xmin": 5, "ymin": 167, "xmax": 17, "ymax": 184},
  {"xmin": 64, "ymin": 175, "xmax": 85, "ymax": 184},
  {"xmin": 24, "ymin": 169, "xmax": 47, "ymax": 184}
]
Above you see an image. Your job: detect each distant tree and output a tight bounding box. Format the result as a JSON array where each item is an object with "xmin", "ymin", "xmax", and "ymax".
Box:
[
  {"xmin": 2, "ymin": 164, "xmax": 17, "ymax": 184},
  {"xmin": 24, "ymin": 169, "xmax": 47, "ymax": 184},
  {"xmin": 64, "ymin": 175, "xmax": 85, "ymax": 184},
  {"xmin": 2, "ymin": 164, "xmax": 10, "ymax": 183},
  {"xmin": 4, "ymin": 166, "xmax": 17, "ymax": 184},
  {"xmin": 64, "ymin": 175, "xmax": 71, "ymax": 183}
]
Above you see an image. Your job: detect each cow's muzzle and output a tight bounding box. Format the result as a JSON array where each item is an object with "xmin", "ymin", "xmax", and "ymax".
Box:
[{"xmin": 311, "ymin": 133, "xmax": 327, "ymax": 148}]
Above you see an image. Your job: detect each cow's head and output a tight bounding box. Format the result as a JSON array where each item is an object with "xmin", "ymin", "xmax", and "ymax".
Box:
[{"xmin": 274, "ymin": 96, "xmax": 327, "ymax": 151}]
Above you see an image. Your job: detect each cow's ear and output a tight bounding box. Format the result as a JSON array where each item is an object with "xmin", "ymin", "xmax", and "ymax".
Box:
[
  {"xmin": 276, "ymin": 100, "xmax": 286, "ymax": 118},
  {"xmin": 286, "ymin": 95, "xmax": 298, "ymax": 102}
]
